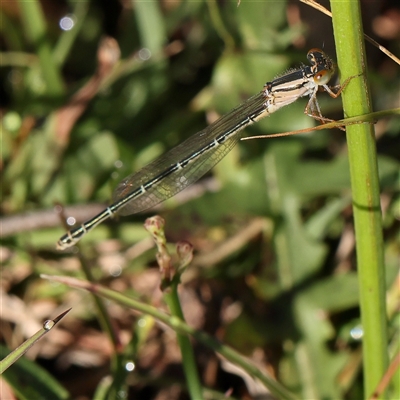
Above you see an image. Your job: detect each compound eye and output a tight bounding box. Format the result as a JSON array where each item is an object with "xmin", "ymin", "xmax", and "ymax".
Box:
[
  {"xmin": 314, "ymin": 69, "xmax": 333, "ymax": 85},
  {"xmin": 307, "ymin": 48, "xmax": 324, "ymax": 63}
]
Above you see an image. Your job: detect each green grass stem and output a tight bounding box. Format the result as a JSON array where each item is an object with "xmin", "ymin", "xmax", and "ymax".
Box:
[
  {"xmin": 330, "ymin": 1, "xmax": 389, "ymax": 397},
  {"xmin": 41, "ymin": 274, "xmax": 299, "ymax": 400},
  {"xmin": 164, "ymin": 282, "xmax": 204, "ymax": 400}
]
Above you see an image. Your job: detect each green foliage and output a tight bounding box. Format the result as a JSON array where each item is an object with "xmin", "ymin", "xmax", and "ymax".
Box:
[{"xmin": 0, "ymin": 345, "xmax": 69, "ymax": 400}]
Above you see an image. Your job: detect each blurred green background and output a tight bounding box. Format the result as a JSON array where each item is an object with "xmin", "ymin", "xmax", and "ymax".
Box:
[{"xmin": 1, "ymin": 1, "xmax": 399, "ymax": 399}]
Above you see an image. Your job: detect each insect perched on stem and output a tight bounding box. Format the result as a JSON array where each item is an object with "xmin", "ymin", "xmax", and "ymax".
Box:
[{"xmin": 57, "ymin": 48, "xmax": 348, "ymax": 250}]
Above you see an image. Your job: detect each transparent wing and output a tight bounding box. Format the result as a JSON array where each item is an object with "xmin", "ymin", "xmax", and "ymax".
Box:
[{"xmin": 113, "ymin": 91, "xmax": 268, "ymax": 216}]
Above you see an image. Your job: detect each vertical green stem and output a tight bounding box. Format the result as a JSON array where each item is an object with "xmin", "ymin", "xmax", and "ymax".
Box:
[
  {"xmin": 164, "ymin": 282, "xmax": 204, "ymax": 400},
  {"xmin": 144, "ymin": 216, "xmax": 203, "ymax": 399},
  {"xmin": 329, "ymin": 1, "xmax": 388, "ymax": 398},
  {"xmin": 78, "ymin": 255, "xmax": 124, "ymax": 400}
]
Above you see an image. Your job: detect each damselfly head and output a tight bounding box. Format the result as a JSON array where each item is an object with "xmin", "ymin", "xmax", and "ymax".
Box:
[
  {"xmin": 307, "ymin": 48, "xmax": 334, "ymax": 68},
  {"xmin": 56, "ymin": 236, "xmax": 74, "ymax": 250},
  {"xmin": 307, "ymin": 48, "xmax": 335, "ymax": 85}
]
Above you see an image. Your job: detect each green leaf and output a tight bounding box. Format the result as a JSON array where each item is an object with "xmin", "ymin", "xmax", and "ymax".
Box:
[{"xmin": 0, "ymin": 344, "xmax": 70, "ymax": 400}]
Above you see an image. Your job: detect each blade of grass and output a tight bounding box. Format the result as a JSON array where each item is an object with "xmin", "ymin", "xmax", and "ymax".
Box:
[
  {"xmin": 0, "ymin": 309, "xmax": 71, "ymax": 374},
  {"xmin": 241, "ymin": 108, "xmax": 400, "ymax": 140},
  {"xmin": 18, "ymin": 0, "xmax": 64, "ymax": 97},
  {"xmin": 133, "ymin": 0, "xmax": 166, "ymax": 53},
  {"xmin": 76, "ymin": 253, "xmax": 126, "ymax": 400},
  {"xmin": 53, "ymin": 0, "xmax": 90, "ymax": 67},
  {"xmin": 206, "ymin": 0, "xmax": 235, "ymax": 52},
  {"xmin": 330, "ymin": 1, "xmax": 389, "ymax": 398},
  {"xmin": 41, "ymin": 274, "xmax": 300, "ymax": 400},
  {"xmin": 0, "ymin": 345, "xmax": 70, "ymax": 400},
  {"xmin": 300, "ymin": 0, "xmax": 400, "ymax": 65}
]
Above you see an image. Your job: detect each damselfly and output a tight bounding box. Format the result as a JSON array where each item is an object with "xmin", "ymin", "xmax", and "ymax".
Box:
[{"xmin": 57, "ymin": 48, "xmax": 344, "ymax": 250}]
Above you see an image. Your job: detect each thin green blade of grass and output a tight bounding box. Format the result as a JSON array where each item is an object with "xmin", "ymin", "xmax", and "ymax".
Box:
[
  {"xmin": 41, "ymin": 274, "xmax": 300, "ymax": 400},
  {"xmin": 0, "ymin": 308, "xmax": 71, "ymax": 374}
]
